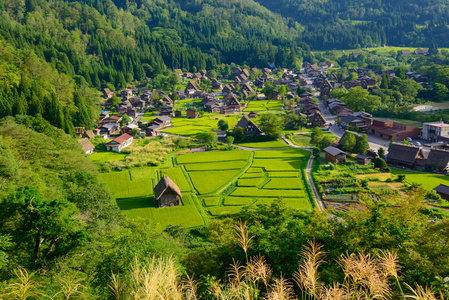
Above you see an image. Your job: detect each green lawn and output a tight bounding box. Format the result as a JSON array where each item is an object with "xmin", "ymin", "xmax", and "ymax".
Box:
[
  {"xmin": 188, "ymin": 170, "xmax": 242, "ymax": 194},
  {"xmin": 117, "ymin": 194, "xmax": 204, "ymax": 229},
  {"xmin": 202, "ymin": 197, "xmax": 221, "ymax": 207},
  {"xmin": 253, "ymin": 149, "xmax": 310, "ymax": 158},
  {"xmin": 231, "ymin": 187, "xmax": 305, "ymax": 198},
  {"xmin": 106, "ymin": 147, "xmax": 313, "ymax": 229},
  {"xmin": 100, "ymin": 171, "xmax": 154, "ymax": 199},
  {"xmin": 224, "ymin": 197, "xmax": 255, "ymax": 206},
  {"xmin": 244, "ymin": 100, "xmax": 283, "ymax": 112},
  {"xmin": 252, "ymin": 158, "xmax": 303, "ymax": 171},
  {"xmin": 160, "ymin": 167, "xmax": 193, "ymax": 192},
  {"xmin": 263, "ymin": 178, "xmax": 304, "ymax": 189},
  {"xmin": 177, "ymin": 150, "xmax": 251, "ymax": 164},
  {"xmin": 390, "ymin": 169, "xmax": 449, "ymax": 191},
  {"xmin": 237, "ymin": 177, "xmax": 266, "ymax": 187},
  {"xmin": 90, "ymin": 152, "xmax": 128, "ymax": 162},
  {"xmin": 184, "ymin": 160, "xmax": 247, "ymax": 171},
  {"xmin": 237, "ymin": 140, "xmax": 290, "ymax": 148},
  {"xmin": 165, "ymin": 116, "xmax": 239, "ymax": 139}
]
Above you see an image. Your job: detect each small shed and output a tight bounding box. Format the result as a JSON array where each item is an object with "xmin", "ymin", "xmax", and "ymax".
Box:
[
  {"xmin": 186, "ymin": 108, "xmax": 198, "ymax": 119},
  {"xmin": 433, "ymin": 184, "xmax": 449, "ymax": 200},
  {"xmin": 175, "ymin": 110, "xmax": 182, "ymax": 118},
  {"xmin": 324, "ymin": 146, "xmax": 346, "ymax": 164},
  {"xmin": 356, "ymin": 154, "xmax": 371, "ymax": 165},
  {"xmin": 248, "ymin": 111, "xmax": 258, "ymax": 118},
  {"xmin": 153, "ymin": 175, "xmax": 183, "ymax": 207}
]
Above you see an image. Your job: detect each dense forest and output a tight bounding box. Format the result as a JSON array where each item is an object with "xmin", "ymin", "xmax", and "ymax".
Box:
[{"xmin": 253, "ymin": 0, "xmax": 449, "ymax": 50}]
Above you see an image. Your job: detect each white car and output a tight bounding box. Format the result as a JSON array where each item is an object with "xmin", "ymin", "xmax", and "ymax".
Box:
[
  {"xmin": 414, "ymin": 141, "xmax": 422, "ymax": 146},
  {"xmin": 406, "ymin": 137, "xmax": 412, "ymax": 142}
]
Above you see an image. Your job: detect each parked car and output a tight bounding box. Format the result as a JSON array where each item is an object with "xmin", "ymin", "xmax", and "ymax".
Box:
[
  {"xmin": 414, "ymin": 141, "xmax": 422, "ymax": 146},
  {"xmin": 406, "ymin": 137, "xmax": 412, "ymax": 142}
]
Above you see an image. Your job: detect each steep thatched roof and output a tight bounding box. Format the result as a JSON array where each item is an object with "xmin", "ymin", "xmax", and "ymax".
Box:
[
  {"xmin": 153, "ymin": 175, "xmax": 182, "ymax": 201},
  {"xmin": 387, "ymin": 143, "xmax": 426, "ymax": 164},
  {"xmin": 426, "ymin": 149, "xmax": 449, "ymax": 169}
]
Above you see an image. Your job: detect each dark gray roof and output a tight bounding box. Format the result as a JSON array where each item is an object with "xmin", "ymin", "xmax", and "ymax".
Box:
[
  {"xmin": 426, "ymin": 149, "xmax": 449, "ymax": 169},
  {"xmin": 434, "ymin": 184, "xmax": 449, "ymax": 195},
  {"xmin": 153, "ymin": 175, "xmax": 182, "ymax": 201},
  {"xmin": 387, "ymin": 143, "xmax": 425, "ymax": 164},
  {"xmin": 235, "ymin": 115, "xmax": 252, "ymax": 129},
  {"xmin": 101, "ymin": 123, "xmax": 117, "ymax": 129},
  {"xmin": 324, "ymin": 146, "xmax": 345, "ymax": 156},
  {"xmin": 356, "ymin": 154, "xmax": 369, "ymax": 160},
  {"xmin": 341, "ymin": 115, "xmax": 360, "ymax": 123},
  {"xmin": 156, "ymin": 116, "xmax": 172, "ymax": 122}
]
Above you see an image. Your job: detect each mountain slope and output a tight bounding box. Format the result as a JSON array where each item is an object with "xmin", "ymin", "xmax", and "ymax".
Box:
[{"xmin": 252, "ymin": 0, "xmax": 449, "ymax": 49}]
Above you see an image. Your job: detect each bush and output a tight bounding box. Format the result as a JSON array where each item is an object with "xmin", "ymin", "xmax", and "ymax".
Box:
[
  {"xmin": 386, "ymin": 178, "xmax": 393, "ymax": 183},
  {"xmin": 397, "ymin": 174, "xmax": 406, "ymax": 182}
]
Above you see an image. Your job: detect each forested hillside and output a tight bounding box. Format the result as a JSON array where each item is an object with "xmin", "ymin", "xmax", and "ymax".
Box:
[
  {"xmin": 253, "ymin": 0, "xmax": 449, "ymax": 50},
  {"xmin": 0, "ymin": 0, "xmax": 310, "ymax": 130}
]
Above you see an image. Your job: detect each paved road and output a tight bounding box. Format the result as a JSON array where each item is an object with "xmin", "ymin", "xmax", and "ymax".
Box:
[{"xmin": 316, "ymin": 98, "xmax": 391, "ymax": 151}]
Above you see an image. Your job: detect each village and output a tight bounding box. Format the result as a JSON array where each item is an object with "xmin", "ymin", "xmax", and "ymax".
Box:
[{"xmin": 73, "ymin": 53, "xmax": 449, "ymax": 225}]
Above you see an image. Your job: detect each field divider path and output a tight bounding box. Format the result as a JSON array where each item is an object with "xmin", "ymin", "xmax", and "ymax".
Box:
[
  {"xmin": 216, "ymin": 151, "xmax": 255, "ymax": 195},
  {"xmin": 282, "ymin": 136, "xmax": 324, "ymax": 211}
]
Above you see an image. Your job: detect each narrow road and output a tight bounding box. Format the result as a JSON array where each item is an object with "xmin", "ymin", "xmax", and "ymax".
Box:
[{"xmin": 283, "ymin": 137, "xmax": 324, "ymax": 211}]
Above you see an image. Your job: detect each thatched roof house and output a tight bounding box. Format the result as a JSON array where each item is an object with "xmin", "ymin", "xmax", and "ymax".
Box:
[
  {"xmin": 153, "ymin": 175, "xmax": 183, "ymax": 207},
  {"xmin": 426, "ymin": 149, "xmax": 449, "ymax": 173},
  {"xmin": 386, "ymin": 143, "xmax": 426, "ymax": 168}
]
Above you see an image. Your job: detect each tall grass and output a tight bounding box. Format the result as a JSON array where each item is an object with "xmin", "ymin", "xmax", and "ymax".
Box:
[{"xmin": 4, "ymin": 240, "xmax": 447, "ymax": 300}]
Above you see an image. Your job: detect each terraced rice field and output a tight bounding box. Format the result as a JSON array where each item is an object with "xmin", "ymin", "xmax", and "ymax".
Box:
[{"xmin": 102, "ymin": 148, "xmax": 313, "ymax": 229}]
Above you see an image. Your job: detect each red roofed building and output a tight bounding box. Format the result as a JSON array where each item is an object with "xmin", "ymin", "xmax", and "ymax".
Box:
[
  {"xmin": 105, "ymin": 134, "xmax": 133, "ymax": 152},
  {"xmin": 368, "ymin": 119, "xmax": 421, "ymax": 141}
]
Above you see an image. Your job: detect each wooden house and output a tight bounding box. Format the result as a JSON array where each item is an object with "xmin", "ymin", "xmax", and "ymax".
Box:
[
  {"xmin": 161, "ymin": 95, "xmax": 173, "ymax": 106},
  {"xmin": 241, "ymin": 83, "xmax": 254, "ymax": 94},
  {"xmin": 78, "ymin": 138, "xmax": 94, "ymax": 155},
  {"xmin": 105, "ymin": 134, "xmax": 133, "ymax": 152},
  {"xmin": 146, "ymin": 125, "xmax": 161, "ymax": 137},
  {"xmin": 160, "ymin": 105, "xmax": 174, "ymax": 116},
  {"xmin": 82, "ymin": 130, "xmax": 96, "ymax": 140},
  {"xmin": 235, "ymin": 115, "xmax": 263, "ymax": 136},
  {"xmin": 98, "ymin": 123, "xmax": 119, "ymax": 136},
  {"xmin": 74, "ymin": 127, "xmax": 86, "ymax": 137},
  {"xmin": 102, "ymin": 88, "xmax": 114, "ymax": 99},
  {"xmin": 324, "ymin": 146, "xmax": 346, "ymax": 164},
  {"xmin": 153, "ymin": 116, "xmax": 172, "ymax": 128},
  {"xmin": 122, "ymin": 124, "xmax": 140, "ymax": 136},
  {"xmin": 174, "ymin": 110, "xmax": 182, "ymax": 117},
  {"xmin": 222, "ymin": 85, "xmax": 233, "ymax": 94},
  {"xmin": 433, "ymin": 184, "xmax": 449, "ymax": 200},
  {"xmin": 309, "ymin": 111, "xmax": 326, "ymax": 127},
  {"xmin": 186, "ymin": 108, "xmax": 198, "ymax": 119},
  {"xmin": 185, "ymin": 80, "xmax": 201, "ymax": 93},
  {"xmin": 356, "ymin": 154, "xmax": 371, "ymax": 165},
  {"xmin": 226, "ymin": 95, "xmax": 241, "ymax": 110},
  {"xmin": 425, "ymin": 149, "xmax": 449, "ymax": 173},
  {"xmin": 386, "ymin": 143, "xmax": 426, "ymax": 168},
  {"xmin": 153, "ymin": 175, "xmax": 183, "ymax": 207}
]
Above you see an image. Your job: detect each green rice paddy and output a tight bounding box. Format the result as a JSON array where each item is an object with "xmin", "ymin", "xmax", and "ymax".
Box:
[
  {"xmin": 100, "ymin": 148, "xmax": 313, "ymax": 229},
  {"xmin": 244, "ymin": 100, "xmax": 283, "ymax": 112}
]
